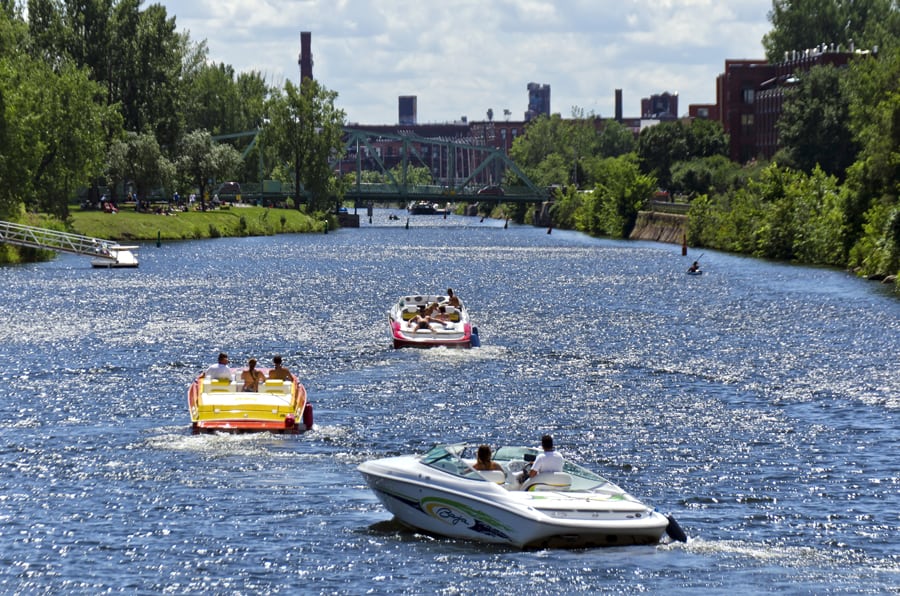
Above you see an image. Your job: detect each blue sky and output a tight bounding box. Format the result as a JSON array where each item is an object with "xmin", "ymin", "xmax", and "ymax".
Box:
[{"xmin": 154, "ymin": 0, "xmax": 773, "ymax": 125}]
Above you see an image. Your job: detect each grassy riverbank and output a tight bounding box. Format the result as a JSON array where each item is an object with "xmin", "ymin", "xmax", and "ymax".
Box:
[{"xmin": 68, "ymin": 205, "xmax": 328, "ymax": 241}]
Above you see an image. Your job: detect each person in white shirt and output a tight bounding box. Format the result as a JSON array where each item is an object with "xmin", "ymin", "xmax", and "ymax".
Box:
[
  {"xmin": 205, "ymin": 352, "xmax": 233, "ymax": 380},
  {"xmin": 529, "ymin": 434, "xmax": 564, "ymax": 478}
]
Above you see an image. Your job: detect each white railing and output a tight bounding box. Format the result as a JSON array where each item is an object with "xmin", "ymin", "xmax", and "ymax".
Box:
[{"xmin": 0, "ymin": 220, "xmax": 117, "ymax": 260}]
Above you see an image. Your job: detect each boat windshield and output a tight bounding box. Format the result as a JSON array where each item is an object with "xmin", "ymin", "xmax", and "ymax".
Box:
[{"xmin": 420, "ymin": 444, "xmax": 483, "ymax": 480}]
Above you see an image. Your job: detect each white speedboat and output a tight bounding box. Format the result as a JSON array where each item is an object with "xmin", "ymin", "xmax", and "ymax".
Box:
[
  {"xmin": 358, "ymin": 443, "xmax": 686, "ymax": 549},
  {"xmin": 388, "ymin": 294, "xmax": 479, "ymax": 349},
  {"xmin": 90, "ymin": 244, "xmax": 139, "ymax": 268}
]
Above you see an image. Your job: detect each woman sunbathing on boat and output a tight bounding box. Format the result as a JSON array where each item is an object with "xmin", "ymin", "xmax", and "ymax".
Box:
[{"xmin": 408, "ymin": 312, "xmax": 433, "ymax": 331}]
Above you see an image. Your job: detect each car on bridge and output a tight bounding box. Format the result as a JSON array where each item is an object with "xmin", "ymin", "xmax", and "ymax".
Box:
[{"xmin": 477, "ymin": 185, "xmax": 504, "ymax": 196}]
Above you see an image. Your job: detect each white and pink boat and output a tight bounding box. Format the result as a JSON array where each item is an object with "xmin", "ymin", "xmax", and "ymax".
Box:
[{"xmin": 388, "ymin": 293, "xmax": 479, "ymax": 349}]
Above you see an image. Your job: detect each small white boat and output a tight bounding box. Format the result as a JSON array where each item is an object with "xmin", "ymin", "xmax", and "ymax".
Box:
[
  {"xmin": 359, "ymin": 443, "xmax": 686, "ymax": 548},
  {"xmin": 90, "ymin": 244, "xmax": 139, "ymax": 268},
  {"xmin": 388, "ymin": 294, "xmax": 478, "ymax": 349}
]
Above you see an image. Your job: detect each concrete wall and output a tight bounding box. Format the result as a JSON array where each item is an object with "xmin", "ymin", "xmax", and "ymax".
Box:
[{"xmin": 629, "ymin": 211, "xmax": 687, "ymax": 244}]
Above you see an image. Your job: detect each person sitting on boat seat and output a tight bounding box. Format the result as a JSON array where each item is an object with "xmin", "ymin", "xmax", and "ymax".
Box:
[
  {"xmin": 473, "ymin": 444, "xmax": 503, "ymax": 472},
  {"xmin": 430, "ymin": 305, "xmax": 451, "ymax": 327},
  {"xmin": 267, "ymin": 354, "xmax": 294, "ymax": 382},
  {"xmin": 520, "ymin": 435, "xmax": 564, "ymax": 483},
  {"xmin": 205, "ymin": 352, "xmax": 232, "ymax": 380},
  {"xmin": 240, "ymin": 358, "xmax": 265, "ymax": 392},
  {"xmin": 444, "ymin": 288, "xmax": 461, "ymax": 307},
  {"xmin": 688, "ymin": 261, "xmax": 701, "ymax": 273}
]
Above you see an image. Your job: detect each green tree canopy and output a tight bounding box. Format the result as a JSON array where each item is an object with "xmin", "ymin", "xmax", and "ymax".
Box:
[
  {"xmin": 174, "ymin": 129, "xmax": 242, "ymax": 208},
  {"xmin": 636, "ymin": 120, "xmax": 728, "ymax": 189},
  {"xmin": 596, "ymin": 119, "xmax": 635, "ymax": 158},
  {"xmin": 261, "ymin": 78, "xmax": 346, "ymax": 212},
  {"xmin": 775, "ymin": 64, "xmax": 856, "ymax": 178},
  {"xmin": 0, "ymin": 49, "xmax": 115, "ymax": 218},
  {"xmin": 763, "ymin": 0, "xmax": 899, "ymax": 62}
]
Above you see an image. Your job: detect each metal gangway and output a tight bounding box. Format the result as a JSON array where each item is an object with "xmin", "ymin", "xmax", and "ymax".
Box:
[{"xmin": 0, "ymin": 220, "xmax": 137, "ymax": 266}]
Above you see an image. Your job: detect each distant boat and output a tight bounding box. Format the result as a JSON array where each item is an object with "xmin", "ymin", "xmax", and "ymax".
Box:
[
  {"xmin": 407, "ymin": 201, "xmax": 438, "ymax": 215},
  {"xmin": 90, "ymin": 245, "xmax": 139, "ymax": 268}
]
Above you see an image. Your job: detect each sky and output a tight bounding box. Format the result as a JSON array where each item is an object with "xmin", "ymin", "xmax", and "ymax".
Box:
[{"xmin": 154, "ymin": 0, "xmax": 774, "ymax": 125}]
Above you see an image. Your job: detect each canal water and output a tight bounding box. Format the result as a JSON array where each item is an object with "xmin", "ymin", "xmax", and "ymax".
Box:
[{"xmin": 0, "ymin": 209, "xmax": 897, "ymax": 594}]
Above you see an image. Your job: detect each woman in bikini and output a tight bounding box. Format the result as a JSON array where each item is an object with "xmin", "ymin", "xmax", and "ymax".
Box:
[{"xmin": 240, "ymin": 358, "xmax": 265, "ymax": 392}]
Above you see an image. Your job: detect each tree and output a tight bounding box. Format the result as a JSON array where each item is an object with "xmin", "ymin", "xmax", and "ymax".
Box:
[
  {"xmin": 261, "ymin": 78, "xmax": 346, "ymax": 212},
  {"xmin": 175, "ymin": 129, "xmax": 241, "ymax": 209},
  {"xmin": 587, "ymin": 154, "xmax": 656, "ymax": 238},
  {"xmin": 670, "ymin": 155, "xmax": 740, "ymax": 197},
  {"xmin": 637, "ymin": 120, "xmax": 728, "ymax": 190},
  {"xmin": 0, "ymin": 49, "xmax": 114, "ymax": 218},
  {"xmin": 776, "ymin": 64, "xmax": 856, "ymax": 178},
  {"xmin": 106, "ymin": 0, "xmax": 182, "ymax": 145},
  {"xmin": 561, "ymin": 107, "xmax": 599, "ymax": 187},
  {"xmin": 509, "ymin": 112, "xmax": 600, "ymax": 188},
  {"xmin": 843, "ymin": 46, "xmax": 900, "ymax": 275},
  {"xmin": 762, "ymin": 0, "xmax": 899, "ymax": 62},
  {"xmin": 508, "ymin": 114, "xmax": 568, "ymax": 171},
  {"xmin": 596, "ymin": 119, "xmax": 635, "ymax": 158},
  {"xmin": 107, "ymin": 131, "xmax": 176, "ymax": 206},
  {"xmin": 636, "ymin": 121, "xmax": 689, "ymax": 189}
]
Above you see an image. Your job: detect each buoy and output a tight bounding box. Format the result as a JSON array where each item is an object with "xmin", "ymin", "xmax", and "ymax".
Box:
[
  {"xmin": 547, "ymin": 226, "xmax": 552, "ymax": 234},
  {"xmin": 681, "ymin": 233, "xmax": 687, "ymax": 256},
  {"xmin": 156, "ymin": 230, "xmax": 161, "ymax": 248},
  {"xmin": 302, "ymin": 403, "xmax": 314, "ymax": 430},
  {"xmin": 324, "ymin": 220, "xmax": 329, "ymax": 234},
  {"xmin": 470, "ymin": 326, "xmax": 481, "ymax": 348},
  {"xmin": 665, "ymin": 514, "xmax": 687, "ymax": 542},
  {"xmin": 405, "ymin": 218, "xmax": 409, "ymax": 229}
]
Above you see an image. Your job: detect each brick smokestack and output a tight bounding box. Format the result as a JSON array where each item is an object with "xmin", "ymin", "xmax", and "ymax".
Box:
[{"xmin": 299, "ymin": 31, "xmax": 313, "ymax": 81}]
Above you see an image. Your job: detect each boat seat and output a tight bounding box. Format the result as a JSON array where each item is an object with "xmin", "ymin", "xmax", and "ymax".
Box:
[
  {"xmin": 522, "ymin": 472, "xmax": 572, "ymax": 492},
  {"xmin": 443, "ymin": 306, "xmax": 461, "ymax": 322},
  {"xmin": 259, "ymin": 380, "xmax": 290, "ymax": 393},
  {"xmin": 401, "ymin": 305, "xmax": 419, "ymax": 320},
  {"xmin": 205, "ymin": 379, "xmax": 236, "ymax": 392},
  {"xmin": 478, "ymin": 470, "xmax": 506, "ymax": 484}
]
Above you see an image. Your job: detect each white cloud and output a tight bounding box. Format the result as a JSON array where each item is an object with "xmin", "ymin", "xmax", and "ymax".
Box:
[{"xmin": 156, "ymin": 0, "xmax": 772, "ymax": 124}]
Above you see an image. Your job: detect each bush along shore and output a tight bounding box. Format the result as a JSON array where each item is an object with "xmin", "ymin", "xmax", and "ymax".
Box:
[{"xmin": 0, "ymin": 206, "xmax": 334, "ymax": 264}]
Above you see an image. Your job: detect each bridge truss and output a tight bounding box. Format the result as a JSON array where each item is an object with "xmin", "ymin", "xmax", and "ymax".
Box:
[{"xmin": 336, "ymin": 128, "xmax": 547, "ymax": 203}]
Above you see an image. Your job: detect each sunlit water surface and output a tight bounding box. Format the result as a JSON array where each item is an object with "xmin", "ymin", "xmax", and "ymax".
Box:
[{"xmin": 0, "ymin": 209, "xmax": 897, "ymax": 594}]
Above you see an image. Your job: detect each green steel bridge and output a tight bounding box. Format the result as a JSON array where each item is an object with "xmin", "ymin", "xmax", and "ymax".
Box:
[
  {"xmin": 336, "ymin": 128, "xmax": 548, "ymax": 204},
  {"xmin": 214, "ymin": 127, "xmax": 549, "ymax": 206}
]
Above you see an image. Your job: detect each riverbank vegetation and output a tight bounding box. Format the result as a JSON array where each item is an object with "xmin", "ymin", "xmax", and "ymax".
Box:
[
  {"xmin": 68, "ymin": 206, "xmax": 327, "ymax": 240},
  {"xmin": 0, "ymin": 2, "xmax": 344, "ymax": 264},
  {"xmin": 501, "ymin": 2, "xmax": 898, "ymax": 287},
  {"xmin": 1, "ymin": 1, "xmax": 897, "ymax": 288}
]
